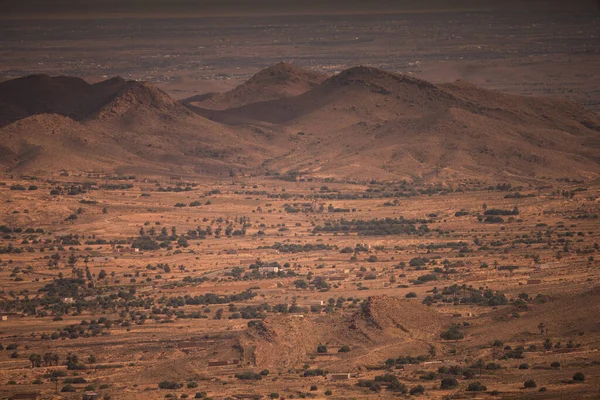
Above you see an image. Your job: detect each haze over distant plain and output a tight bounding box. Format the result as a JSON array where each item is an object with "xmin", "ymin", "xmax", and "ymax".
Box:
[{"xmin": 2, "ymin": 0, "xmax": 599, "ymax": 17}]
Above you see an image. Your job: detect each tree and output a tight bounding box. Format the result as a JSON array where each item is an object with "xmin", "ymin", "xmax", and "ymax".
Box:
[
  {"xmin": 99, "ymin": 270, "xmax": 107, "ymax": 279},
  {"xmin": 29, "ymin": 353, "xmax": 41, "ymax": 368},
  {"xmin": 294, "ymin": 279, "xmax": 308, "ymax": 289},
  {"xmin": 317, "ymin": 344, "xmax": 328, "ymax": 353},
  {"xmin": 537, "ymin": 322, "xmax": 546, "ymax": 335}
]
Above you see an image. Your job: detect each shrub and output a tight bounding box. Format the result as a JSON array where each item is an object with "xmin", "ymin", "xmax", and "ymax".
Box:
[
  {"xmin": 440, "ymin": 377, "xmax": 458, "ymax": 389},
  {"xmin": 409, "ymin": 385, "xmax": 425, "ymax": 395},
  {"xmin": 518, "ymin": 363, "xmax": 529, "ymax": 369},
  {"xmin": 234, "ymin": 371, "xmax": 262, "ymax": 380},
  {"xmin": 324, "ymin": 389, "xmax": 332, "ymax": 395},
  {"xmin": 316, "ymin": 344, "xmax": 328, "ymax": 353},
  {"xmin": 440, "ymin": 325, "xmax": 464, "ymax": 340},
  {"xmin": 61, "ymin": 384, "xmax": 76, "ymax": 392},
  {"xmin": 524, "ymin": 379, "xmax": 537, "ymax": 388},
  {"xmin": 550, "ymin": 361, "xmax": 561, "ymax": 369},
  {"xmin": 158, "ymin": 381, "xmax": 183, "ymax": 390},
  {"xmin": 303, "ymin": 368, "xmax": 325, "ymax": 377},
  {"xmin": 194, "ymin": 393, "xmax": 207, "ymax": 399},
  {"xmin": 187, "ymin": 381, "xmax": 198, "ymax": 388},
  {"xmin": 405, "ymin": 292, "xmax": 417, "ymax": 298},
  {"xmin": 269, "ymin": 393, "xmax": 279, "ymax": 399},
  {"xmin": 339, "ymin": 345, "xmax": 350, "ymax": 353},
  {"xmin": 64, "ymin": 377, "xmax": 87, "ymax": 384},
  {"xmin": 486, "ymin": 362, "xmax": 501, "ymax": 370},
  {"xmin": 467, "ymin": 381, "xmax": 487, "ymax": 392},
  {"xmin": 573, "ymin": 372, "xmax": 585, "ymax": 382}
]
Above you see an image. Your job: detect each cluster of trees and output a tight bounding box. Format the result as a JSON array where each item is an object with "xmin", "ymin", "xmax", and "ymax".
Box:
[
  {"xmin": 163, "ymin": 290, "xmax": 257, "ymax": 307},
  {"xmin": 357, "ymin": 374, "xmax": 407, "ymax": 393},
  {"xmin": 314, "ymin": 217, "xmax": 429, "ymax": 236},
  {"xmin": 422, "ymin": 285, "xmax": 508, "ymax": 307},
  {"xmin": 267, "ymin": 242, "xmax": 333, "ymax": 253}
]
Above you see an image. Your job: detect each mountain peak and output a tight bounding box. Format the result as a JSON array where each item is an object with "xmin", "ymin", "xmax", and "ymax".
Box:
[
  {"xmin": 246, "ymin": 62, "xmax": 326, "ymax": 86},
  {"xmin": 94, "ymin": 81, "xmax": 188, "ymax": 120},
  {"xmin": 325, "ymin": 66, "xmax": 441, "ymax": 94}
]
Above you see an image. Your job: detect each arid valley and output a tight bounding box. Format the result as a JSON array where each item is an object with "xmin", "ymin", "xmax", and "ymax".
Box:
[{"xmin": 0, "ymin": 2, "xmax": 600, "ymax": 399}]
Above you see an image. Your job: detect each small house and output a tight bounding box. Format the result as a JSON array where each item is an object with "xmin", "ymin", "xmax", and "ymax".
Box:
[
  {"xmin": 258, "ymin": 266, "xmax": 279, "ymax": 274},
  {"xmin": 330, "ymin": 373, "xmax": 351, "ymax": 380},
  {"xmin": 208, "ymin": 360, "xmax": 229, "ymax": 367}
]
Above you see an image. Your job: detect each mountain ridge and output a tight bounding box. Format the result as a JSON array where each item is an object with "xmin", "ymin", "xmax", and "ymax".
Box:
[{"xmin": 1, "ymin": 65, "xmax": 599, "ymax": 181}]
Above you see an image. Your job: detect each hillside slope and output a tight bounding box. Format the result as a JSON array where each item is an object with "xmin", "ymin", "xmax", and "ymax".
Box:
[
  {"xmin": 192, "ymin": 66, "xmax": 600, "ymax": 181},
  {"xmin": 0, "ymin": 75, "xmax": 279, "ymax": 175},
  {"xmin": 240, "ymin": 295, "xmax": 446, "ymax": 371},
  {"xmin": 2, "ymin": 67, "xmax": 599, "ymax": 181}
]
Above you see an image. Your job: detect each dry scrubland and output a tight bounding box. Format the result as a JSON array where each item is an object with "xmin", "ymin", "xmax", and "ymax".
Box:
[
  {"xmin": 0, "ymin": 174, "xmax": 599, "ymax": 399},
  {"xmin": 0, "ymin": 8, "xmax": 599, "ymax": 400}
]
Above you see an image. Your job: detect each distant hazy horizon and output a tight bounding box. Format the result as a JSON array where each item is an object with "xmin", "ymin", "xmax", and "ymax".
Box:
[{"xmin": 2, "ymin": 0, "xmax": 598, "ymax": 18}]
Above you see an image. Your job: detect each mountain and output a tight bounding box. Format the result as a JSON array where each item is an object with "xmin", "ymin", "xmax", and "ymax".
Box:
[
  {"xmin": 183, "ymin": 62, "xmax": 327, "ymax": 110},
  {"xmin": 1, "ymin": 66, "xmax": 599, "ymax": 181},
  {"xmin": 191, "ymin": 66, "xmax": 600, "ymax": 181},
  {"xmin": 0, "ymin": 75, "xmax": 276, "ymax": 175}
]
